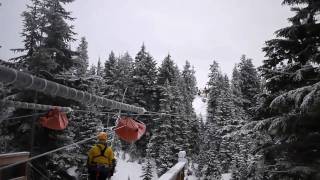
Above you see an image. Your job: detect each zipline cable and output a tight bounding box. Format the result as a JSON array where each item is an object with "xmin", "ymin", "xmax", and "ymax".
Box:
[
  {"xmin": 0, "ymin": 112, "xmax": 46, "ymax": 122},
  {"xmin": 72, "ymin": 109, "xmax": 194, "ymax": 118},
  {"xmin": 0, "ymin": 136, "xmax": 99, "ymax": 172},
  {"xmin": 0, "ymin": 125, "xmax": 127, "ymax": 172}
]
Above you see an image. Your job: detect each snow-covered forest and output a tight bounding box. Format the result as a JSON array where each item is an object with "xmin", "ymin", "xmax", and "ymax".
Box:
[{"xmin": 1, "ymin": 0, "xmax": 320, "ymax": 179}]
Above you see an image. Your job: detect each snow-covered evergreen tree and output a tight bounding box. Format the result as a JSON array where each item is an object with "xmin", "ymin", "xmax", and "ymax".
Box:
[
  {"xmin": 130, "ymin": 44, "xmax": 158, "ymax": 157},
  {"xmin": 114, "ymin": 51, "xmax": 134, "ymax": 102},
  {"xmin": 0, "ymin": 0, "xmax": 90, "ymax": 178},
  {"xmin": 103, "ymin": 51, "xmax": 118, "ymax": 100},
  {"xmin": 254, "ymin": 0, "xmax": 320, "ymax": 179},
  {"xmin": 75, "ymin": 37, "xmax": 89, "ymax": 76},
  {"xmin": 237, "ymin": 55, "xmax": 260, "ymax": 115},
  {"xmin": 11, "ymin": 0, "xmax": 44, "ymax": 70},
  {"xmin": 40, "ymin": 0, "xmax": 76, "ymax": 73},
  {"xmin": 141, "ymin": 146, "xmax": 154, "ymax": 180},
  {"xmin": 96, "ymin": 57, "xmax": 103, "ymax": 77},
  {"xmin": 132, "ymin": 44, "xmax": 157, "ymax": 110}
]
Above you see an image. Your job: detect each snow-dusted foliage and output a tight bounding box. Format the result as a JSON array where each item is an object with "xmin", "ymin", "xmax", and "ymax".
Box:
[
  {"xmin": 254, "ymin": 0, "xmax": 320, "ymax": 179},
  {"xmin": 196, "ymin": 59, "xmax": 261, "ymax": 180},
  {"xmin": 3, "ymin": 0, "xmax": 320, "ymax": 179}
]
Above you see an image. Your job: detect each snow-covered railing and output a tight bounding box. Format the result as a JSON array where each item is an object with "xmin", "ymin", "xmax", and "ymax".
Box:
[
  {"xmin": 158, "ymin": 151, "xmax": 187, "ymax": 180},
  {"xmin": 0, "ymin": 65, "xmax": 146, "ymax": 114}
]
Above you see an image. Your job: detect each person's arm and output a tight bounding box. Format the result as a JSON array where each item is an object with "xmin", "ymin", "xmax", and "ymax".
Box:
[
  {"xmin": 107, "ymin": 147, "xmax": 116, "ymax": 166},
  {"xmin": 87, "ymin": 146, "xmax": 95, "ymax": 165}
]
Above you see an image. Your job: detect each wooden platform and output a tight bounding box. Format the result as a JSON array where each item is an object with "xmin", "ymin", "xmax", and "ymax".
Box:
[{"xmin": 0, "ymin": 152, "xmax": 30, "ymax": 180}]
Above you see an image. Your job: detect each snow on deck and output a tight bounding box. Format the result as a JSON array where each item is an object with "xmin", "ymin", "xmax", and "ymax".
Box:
[{"xmin": 158, "ymin": 162, "xmax": 186, "ymax": 180}]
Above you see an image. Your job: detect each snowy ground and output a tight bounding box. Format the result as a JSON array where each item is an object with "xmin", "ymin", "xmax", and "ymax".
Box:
[
  {"xmin": 111, "ymin": 152, "xmax": 157, "ymax": 180},
  {"xmin": 193, "ymin": 95, "xmax": 207, "ymax": 121},
  {"xmin": 111, "ymin": 151, "xmax": 200, "ymax": 180},
  {"xmin": 110, "ymin": 154, "xmax": 230, "ymax": 180}
]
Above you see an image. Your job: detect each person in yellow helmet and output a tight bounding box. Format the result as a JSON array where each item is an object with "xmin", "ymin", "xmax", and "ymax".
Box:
[{"xmin": 87, "ymin": 132, "xmax": 116, "ymax": 180}]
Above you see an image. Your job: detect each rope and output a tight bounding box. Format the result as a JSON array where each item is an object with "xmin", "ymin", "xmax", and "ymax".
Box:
[
  {"xmin": 0, "ymin": 135, "xmax": 104, "ymax": 172},
  {"xmin": 0, "ymin": 112, "xmax": 46, "ymax": 122},
  {"xmin": 73, "ymin": 109, "xmax": 194, "ymax": 118},
  {"xmin": 0, "ymin": 125, "xmax": 128, "ymax": 173},
  {"xmin": 112, "ymin": 88, "xmax": 128, "ymax": 147}
]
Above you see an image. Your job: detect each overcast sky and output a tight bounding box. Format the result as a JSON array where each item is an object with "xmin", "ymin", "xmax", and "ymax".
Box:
[{"xmin": 0, "ymin": 0, "xmax": 293, "ymax": 88}]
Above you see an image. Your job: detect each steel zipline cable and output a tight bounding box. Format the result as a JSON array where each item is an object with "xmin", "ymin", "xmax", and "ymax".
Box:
[
  {"xmin": 0, "ymin": 124, "xmax": 127, "ymax": 172},
  {"xmin": 0, "ymin": 107, "xmax": 195, "ymax": 124},
  {"xmin": 0, "ymin": 112, "xmax": 46, "ymax": 122}
]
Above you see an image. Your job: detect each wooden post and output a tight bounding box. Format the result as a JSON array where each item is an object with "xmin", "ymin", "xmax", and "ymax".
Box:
[{"xmin": 0, "ymin": 152, "xmax": 30, "ymax": 180}]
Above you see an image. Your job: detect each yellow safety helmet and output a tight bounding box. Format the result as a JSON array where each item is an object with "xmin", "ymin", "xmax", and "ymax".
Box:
[{"xmin": 97, "ymin": 132, "xmax": 108, "ymax": 141}]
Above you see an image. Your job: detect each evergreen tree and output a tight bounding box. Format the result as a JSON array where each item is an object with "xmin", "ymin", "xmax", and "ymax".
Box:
[
  {"xmin": 11, "ymin": 0, "xmax": 43, "ymax": 69},
  {"xmin": 2, "ymin": 0, "xmax": 82, "ymax": 178},
  {"xmin": 96, "ymin": 57, "xmax": 103, "ymax": 77},
  {"xmin": 75, "ymin": 37, "xmax": 89, "ymax": 76},
  {"xmin": 141, "ymin": 147, "xmax": 154, "ymax": 180},
  {"xmin": 41, "ymin": 0, "xmax": 76, "ymax": 73},
  {"xmin": 103, "ymin": 51, "xmax": 118, "ymax": 100},
  {"xmin": 132, "ymin": 44, "xmax": 157, "ymax": 110},
  {"xmin": 181, "ymin": 60, "xmax": 197, "ymax": 113},
  {"xmin": 237, "ymin": 55, "xmax": 260, "ymax": 115},
  {"xmin": 88, "ymin": 64, "xmax": 97, "ymax": 76},
  {"xmin": 131, "ymin": 44, "xmax": 158, "ymax": 157},
  {"xmin": 231, "ymin": 64, "xmax": 243, "ymax": 107},
  {"xmin": 179, "ymin": 61, "xmax": 199, "ymax": 154},
  {"xmin": 115, "ymin": 52, "xmax": 134, "ymax": 102},
  {"xmin": 206, "ymin": 61, "xmax": 224, "ymax": 120},
  {"xmin": 197, "ymin": 61, "xmax": 224, "ymax": 178},
  {"xmin": 255, "ymin": 0, "xmax": 320, "ymax": 179},
  {"xmin": 149, "ymin": 55, "xmax": 188, "ymax": 176}
]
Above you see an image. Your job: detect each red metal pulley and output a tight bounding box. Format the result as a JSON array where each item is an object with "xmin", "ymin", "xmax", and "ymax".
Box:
[
  {"xmin": 39, "ymin": 108, "xmax": 69, "ymax": 130},
  {"xmin": 115, "ymin": 116, "xmax": 146, "ymax": 143}
]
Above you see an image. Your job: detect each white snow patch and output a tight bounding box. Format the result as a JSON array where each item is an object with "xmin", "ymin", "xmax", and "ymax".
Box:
[
  {"xmin": 112, "ymin": 152, "xmax": 157, "ymax": 180},
  {"xmin": 187, "ymin": 175, "xmax": 198, "ymax": 180},
  {"xmin": 221, "ymin": 173, "xmax": 232, "ymax": 180},
  {"xmin": 193, "ymin": 95, "xmax": 207, "ymax": 122},
  {"xmin": 67, "ymin": 166, "xmax": 78, "ymax": 178}
]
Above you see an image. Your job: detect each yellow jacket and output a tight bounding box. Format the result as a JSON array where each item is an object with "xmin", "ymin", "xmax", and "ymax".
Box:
[{"xmin": 88, "ymin": 143, "xmax": 115, "ymax": 166}]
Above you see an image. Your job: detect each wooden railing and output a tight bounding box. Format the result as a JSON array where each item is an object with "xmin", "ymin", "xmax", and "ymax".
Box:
[
  {"xmin": 0, "ymin": 152, "xmax": 30, "ymax": 180},
  {"xmin": 158, "ymin": 151, "xmax": 187, "ymax": 180}
]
